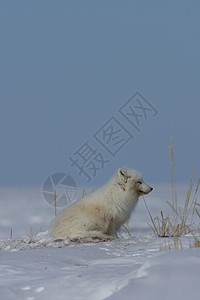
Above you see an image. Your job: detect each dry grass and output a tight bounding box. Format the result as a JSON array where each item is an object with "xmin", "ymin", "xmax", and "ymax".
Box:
[
  {"xmin": 82, "ymin": 187, "xmax": 86, "ymax": 198},
  {"xmin": 190, "ymin": 237, "xmax": 200, "ymax": 248},
  {"xmin": 122, "ymin": 222, "xmax": 132, "ymax": 236},
  {"xmin": 169, "ymin": 137, "xmax": 177, "ymax": 224},
  {"xmin": 10, "ymin": 227, "xmax": 12, "ymax": 239},
  {"xmin": 144, "ymin": 137, "xmax": 200, "ymax": 250},
  {"xmin": 159, "ymin": 236, "xmax": 183, "ymax": 251},
  {"xmin": 144, "ymin": 168, "xmax": 200, "ymax": 238}
]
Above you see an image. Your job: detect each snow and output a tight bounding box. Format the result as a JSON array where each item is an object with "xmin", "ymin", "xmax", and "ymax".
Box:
[{"xmin": 0, "ymin": 185, "xmax": 200, "ymax": 299}]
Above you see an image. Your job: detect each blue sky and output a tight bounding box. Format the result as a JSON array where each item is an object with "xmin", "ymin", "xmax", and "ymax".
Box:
[{"xmin": 0, "ymin": 1, "xmax": 200, "ymax": 187}]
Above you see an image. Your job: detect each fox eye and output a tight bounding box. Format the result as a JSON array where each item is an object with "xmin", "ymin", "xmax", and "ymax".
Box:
[
  {"xmin": 137, "ymin": 181, "xmax": 142, "ymax": 184},
  {"xmin": 120, "ymin": 170, "xmax": 125, "ymax": 176}
]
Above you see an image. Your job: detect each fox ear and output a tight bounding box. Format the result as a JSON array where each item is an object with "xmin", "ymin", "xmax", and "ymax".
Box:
[{"xmin": 118, "ymin": 168, "xmax": 128, "ymax": 179}]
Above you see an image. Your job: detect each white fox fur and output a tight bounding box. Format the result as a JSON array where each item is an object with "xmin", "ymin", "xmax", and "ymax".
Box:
[{"xmin": 50, "ymin": 167, "xmax": 153, "ymax": 240}]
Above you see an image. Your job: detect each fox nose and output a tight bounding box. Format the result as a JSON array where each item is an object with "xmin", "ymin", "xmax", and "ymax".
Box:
[{"xmin": 150, "ymin": 187, "xmax": 153, "ymax": 191}]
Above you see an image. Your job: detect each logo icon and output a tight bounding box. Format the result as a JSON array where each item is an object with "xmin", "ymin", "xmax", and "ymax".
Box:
[{"xmin": 42, "ymin": 172, "xmax": 77, "ymax": 207}]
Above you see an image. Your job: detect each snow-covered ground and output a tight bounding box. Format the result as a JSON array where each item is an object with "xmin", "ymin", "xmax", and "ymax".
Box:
[{"xmin": 0, "ymin": 184, "xmax": 200, "ymax": 300}]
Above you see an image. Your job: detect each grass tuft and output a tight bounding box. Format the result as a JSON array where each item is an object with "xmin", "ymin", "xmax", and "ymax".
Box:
[
  {"xmin": 169, "ymin": 137, "xmax": 177, "ymax": 224},
  {"xmin": 144, "ymin": 137, "xmax": 200, "ymax": 250},
  {"xmin": 10, "ymin": 227, "xmax": 12, "ymax": 239},
  {"xmin": 159, "ymin": 236, "xmax": 183, "ymax": 251},
  {"xmin": 190, "ymin": 237, "xmax": 200, "ymax": 248},
  {"xmin": 122, "ymin": 223, "xmax": 132, "ymax": 236},
  {"xmin": 82, "ymin": 187, "xmax": 86, "ymax": 198}
]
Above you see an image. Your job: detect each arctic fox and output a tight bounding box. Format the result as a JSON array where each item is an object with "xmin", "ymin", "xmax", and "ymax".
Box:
[{"xmin": 50, "ymin": 168, "xmax": 153, "ymax": 240}]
